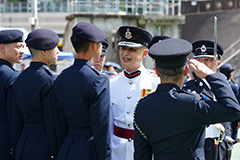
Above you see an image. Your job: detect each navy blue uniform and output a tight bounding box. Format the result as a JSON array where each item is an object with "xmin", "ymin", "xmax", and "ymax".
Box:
[
  {"xmin": 183, "ymin": 75, "xmax": 234, "ymax": 160},
  {"xmin": 229, "ymin": 81, "xmax": 240, "ymax": 143},
  {"xmin": 0, "ymin": 59, "xmax": 20, "ymax": 159},
  {"xmin": 10, "ymin": 62, "xmax": 57, "ymax": 160},
  {"xmin": 53, "ymin": 59, "xmax": 111, "ymax": 160},
  {"xmin": 134, "ymin": 73, "xmax": 240, "ymax": 160}
]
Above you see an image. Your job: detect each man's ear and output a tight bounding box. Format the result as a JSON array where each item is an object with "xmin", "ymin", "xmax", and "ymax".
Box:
[
  {"xmin": 40, "ymin": 50, "xmax": 47, "ymax": 56},
  {"xmin": 0, "ymin": 44, "xmax": 6, "ymax": 54},
  {"xmin": 216, "ymin": 61, "xmax": 221, "ymax": 68},
  {"xmin": 184, "ymin": 64, "xmax": 189, "ymax": 77},
  {"xmin": 142, "ymin": 48, "xmax": 148, "ymax": 59},
  {"xmin": 90, "ymin": 42, "xmax": 96, "ymax": 51}
]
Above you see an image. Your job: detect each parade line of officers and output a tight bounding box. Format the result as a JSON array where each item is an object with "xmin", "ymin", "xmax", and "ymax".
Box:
[{"xmin": 1, "ymin": 22, "xmax": 240, "ymax": 160}]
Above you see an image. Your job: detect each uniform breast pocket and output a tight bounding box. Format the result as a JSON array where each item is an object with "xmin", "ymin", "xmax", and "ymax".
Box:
[{"xmin": 111, "ymin": 99, "xmax": 123, "ymax": 118}]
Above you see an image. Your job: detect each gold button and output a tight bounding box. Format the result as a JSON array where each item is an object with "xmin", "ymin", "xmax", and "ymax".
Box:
[
  {"xmin": 128, "ymin": 124, "xmax": 132, "ymax": 127},
  {"xmin": 127, "ymin": 95, "xmax": 131, "ymax": 99},
  {"xmin": 128, "ymin": 138, "xmax": 132, "ymax": 142},
  {"xmin": 129, "ymin": 81, "xmax": 133, "ymax": 85},
  {"xmin": 126, "ymin": 111, "xmax": 130, "ymax": 114}
]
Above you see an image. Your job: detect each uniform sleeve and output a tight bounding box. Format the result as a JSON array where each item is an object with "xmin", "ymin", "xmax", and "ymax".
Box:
[
  {"xmin": 43, "ymin": 86, "xmax": 62, "ymax": 159},
  {"xmin": 89, "ymin": 76, "xmax": 111, "ymax": 160},
  {"xmin": 44, "ymin": 88, "xmax": 68, "ymax": 152},
  {"xmin": 8, "ymin": 87, "xmax": 23, "ymax": 157},
  {"xmin": 196, "ymin": 73, "xmax": 240, "ymax": 124},
  {"xmin": 134, "ymin": 124, "xmax": 152, "ymax": 160}
]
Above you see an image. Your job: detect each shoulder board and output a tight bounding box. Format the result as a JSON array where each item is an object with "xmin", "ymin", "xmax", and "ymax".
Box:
[
  {"xmin": 42, "ymin": 65, "xmax": 58, "ymax": 77},
  {"xmin": 183, "ymin": 79, "xmax": 196, "ymax": 88},
  {"xmin": 90, "ymin": 66, "xmax": 101, "ymax": 75}
]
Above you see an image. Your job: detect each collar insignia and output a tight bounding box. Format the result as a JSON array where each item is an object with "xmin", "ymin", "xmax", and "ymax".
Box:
[
  {"xmin": 125, "ymin": 28, "xmax": 132, "ymax": 39},
  {"xmin": 201, "ymin": 45, "xmax": 207, "ymax": 52}
]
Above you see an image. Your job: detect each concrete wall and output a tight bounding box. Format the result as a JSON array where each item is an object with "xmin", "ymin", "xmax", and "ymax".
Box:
[
  {"xmin": 0, "ymin": 12, "xmax": 69, "ymax": 34},
  {"xmin": 63, "ymin": 14, "xmax": 185, "ymax": 69}
]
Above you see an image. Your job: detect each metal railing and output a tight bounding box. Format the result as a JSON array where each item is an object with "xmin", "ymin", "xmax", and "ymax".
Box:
[{"xmin": 0, "ymin": 0, "xmax": 182, "ymax": 15}]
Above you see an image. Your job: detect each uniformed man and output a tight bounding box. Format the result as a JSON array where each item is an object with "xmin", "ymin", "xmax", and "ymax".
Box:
[
  {"xmin": 133, "ymin": 38, "xmax": 240, "ymax": 160},
  {"xmin": 182, "ymin": 40, "xmax": 229, "ymax": 160},
  {"xmin": 0, "ymin": 29, "xmax": 24, "ymax": 159},
  {"xmin": 109, "ymin": 26, "xmax": 159, "ymax": 160},
  {"xmin": 9, "ymin": 29, "xmax": 60, "ymax": 160},
  {"xmin": 219, "ymin": 63, "xmax": 240, "ymax": 159},
  {"xmin": 52, "ymin": 22, "xmax": 111, "ymax": 160},
  {"xmin": 93, "ymin": 39, "xmax": 114, "ymax": 77}
]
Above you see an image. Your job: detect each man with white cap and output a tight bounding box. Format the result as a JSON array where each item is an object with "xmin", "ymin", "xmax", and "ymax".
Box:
[{"xmin": 109, "ymin": 26, "xmax": 159, "ymax": 160}]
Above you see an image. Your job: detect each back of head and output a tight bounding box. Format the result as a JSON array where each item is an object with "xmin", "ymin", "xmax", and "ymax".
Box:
[
  {"xmin": 117, "ymin": 26, "xmax": 152, "ymax": 48},
  {"xmin": 71, "ymin": 22, "xmax": 105, "ymax": 53},
  {"xmin": 149, "ymin": 38, "xmax": 192, "ymax": 82},
  {"xmin": 192, "ymin": 40, "xmax": 224, "ymax": 60},
  {"xmin": 25, "ymin": 28, "xmax": 59, "ymax": 52},
  {"xmin": 0, "ymin": 29, "xmax": 23, "ymax": 44}
]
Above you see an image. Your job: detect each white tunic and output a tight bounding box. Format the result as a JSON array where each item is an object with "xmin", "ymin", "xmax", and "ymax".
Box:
[{"xmin": 109, "ymin": 65, "xmax": 159, "ymax": 160}]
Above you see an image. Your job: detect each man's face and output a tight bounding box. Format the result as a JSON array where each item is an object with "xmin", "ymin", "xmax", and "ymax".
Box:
[
  {"xmin": 45, "ymin": 47, "xmax": 60, "ymax": 65},
  {"xmin": 93, "ymin": 54, "xmax": 106, "ymax": 71},
  {"xmin": 195, "ymin": 57, "xmax": 220, "ymax": 71},
  {"xmin": 119, "ymin": 46, "xmax": 146, "ymax": 72},
  {"xmin": 3, "ymin": 42, "xmax": 24, "ymax": 65}
]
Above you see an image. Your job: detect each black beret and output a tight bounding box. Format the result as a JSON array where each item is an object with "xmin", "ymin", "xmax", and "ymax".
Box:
[
  {"xmin": 0, "ymin": 29, "xmax": 23, "ymax": 44},
  {"xmin": 192, "ymin": 40, "xmax": 224, "ymax": 60},
  {"xmin": 148, "ymin": 35, "xmax": 170, "ymax": 49},
  {"xmin": 149, "ymin": 38, "xmax": 192, "ymax": 69},
  {"xmin": 118, "ymin": 26, "xmax": 152, "ymax": 48},
  {"xmin": 25, "ymin": 29, "xmax": 59, "ymax": 50},
  {"xmin": 71, "ymin": 22, "xmax": 105, "ymax": 43},
  {"xmin": 101, "ymin": 39, "xmax": 109, "ymax": 55},
  {"xmin": 219, "ymin": 63, "xmax": 234, "ymax": 75}
]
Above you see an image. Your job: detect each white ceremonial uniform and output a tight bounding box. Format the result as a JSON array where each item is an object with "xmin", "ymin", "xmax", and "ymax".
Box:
[{"xmin": 109, "ymin": 65, "xmax": 159, "ymax": 160}]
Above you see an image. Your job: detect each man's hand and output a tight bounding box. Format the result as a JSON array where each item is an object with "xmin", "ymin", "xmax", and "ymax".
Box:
[{"xmin": 189, "ymin": 59, "xmax": 214, "ymax": 78}]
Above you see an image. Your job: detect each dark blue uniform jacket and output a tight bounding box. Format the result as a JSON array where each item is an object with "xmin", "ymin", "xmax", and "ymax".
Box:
[
  {"xmin": 0, "ymin": 59, "xmax": 20, "ymax": 159},
  {"xmin": 183, "ymin": 75, "xmax": 237, "ymax": 160},
  {"xmin": 134, "ymin": 73, "xmax": 240, "ymax": 160},
  {"xmin": 52, "ymin": 59, "xmax": 111, "ymax": 160},
  {"xmin": 10, "ymin": 62, "xmax": 57, "ymax": 160}
]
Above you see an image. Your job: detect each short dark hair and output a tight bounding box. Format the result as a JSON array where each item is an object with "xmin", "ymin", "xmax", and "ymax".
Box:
[
  {"xmin": 71, "ymin": 36, "xmax": 91, "ymax": 53},
  {"xmin": 28, "ymin": 47, "xmax": 39, "ymax": 58},
  {"xmin": 157, "ymin": 65, "xmax": 185, "ymax": 82}
]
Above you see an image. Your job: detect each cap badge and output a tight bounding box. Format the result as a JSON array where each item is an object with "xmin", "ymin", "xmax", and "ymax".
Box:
[
  {"xmin": 201, "ymin": 45, "xmax": 207, "ymax": 52},
  {"xmin": 125, "ymin": 28, "xmax": 132, "ymax": 39}
]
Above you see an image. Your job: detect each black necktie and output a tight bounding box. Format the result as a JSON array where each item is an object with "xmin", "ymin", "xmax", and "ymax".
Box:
[{"xmin": 124, "ymin": 70, "xmax": 141, "ymax": 79}]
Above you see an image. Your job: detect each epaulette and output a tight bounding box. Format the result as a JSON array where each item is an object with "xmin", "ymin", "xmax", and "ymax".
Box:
[
  {"xmin": 90, "ymin": 66, "xmax": 101, "ymax": 75},
  {"xmin": 182, "ymin": 79, "xmax": 196, "ymax": 88},
  {"xmin": 42, "ymin": 65, "xmax": 58, "ymax": 78}
]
